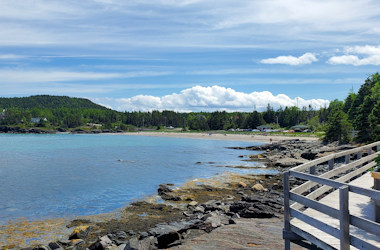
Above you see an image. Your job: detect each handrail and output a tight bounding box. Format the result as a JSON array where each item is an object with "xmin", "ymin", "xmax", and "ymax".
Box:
[{"xmin": 283, "ymin": 141, "xmax": 380, "ymax": 250}]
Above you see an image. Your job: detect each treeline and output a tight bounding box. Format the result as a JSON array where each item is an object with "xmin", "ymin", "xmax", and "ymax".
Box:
[
  {"xmin": 0, "ymin": 73, "xmax": 379, "ymax": 143},
  {"xmin": 324, "ymin": 73, "xmax": 379, "ymax": 143},
  {"xmin": 0, "ymin": 96, "xmax": 327, "ymax": 131}
]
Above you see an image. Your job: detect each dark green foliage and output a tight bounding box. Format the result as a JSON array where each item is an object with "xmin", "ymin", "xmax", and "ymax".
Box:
[
  {"xmin": 324, "ymin": 104, "xmax": 352, "ymax": 144},
  {"xmin": 369, "ymin": 101, "xmax": 380, "ymax": 141}
]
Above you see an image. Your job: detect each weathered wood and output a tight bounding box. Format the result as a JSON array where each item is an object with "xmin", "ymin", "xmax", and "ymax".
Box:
[
  {"xmin": 293, "ymin": 141, "xmax": 380, "ymax": 172},
  {"xmin": 290, "ymin": 192, "xmax": 339, "ymax": 218},
  {"xmin": 289, "ymin": 225, "xmax": 336, "ymax": 250},
  {"xmin": 282, "ymin": 230, "xmax": 303, "ymax": 240},
  {"xmin": 283, "ymin": 171, "xmax": 291, "ymax": 250},
  {"xmin": 291, "ymin": 154, "xmax": 377, "ymax": 196},
  {"xmin": 290, "ymin": 164, "xmax": 380, "ymax": 200},
  {"xmin": 350, "ymin": 214, "xmax": 380, "ymax": 236},
  {"xmin": 285, "ymin": 141, "xmax": 380, "ymax": 249},
  {"xmin": 328, "ymin": 158, "xmax": 334, "ymax": 170},
  {"xmin": 345, "ymin": 154, "xmax": 350, "ymax": 164},
  {"xmin": 291, "ymin": 161, "xmax": 377, "ymax": 211},
  {"xmin": 290, "ymin": 208, "xmax": 340, "ymax": 238},
  {"xmin": 339, "ymin": 185, "xmax": 350, "ymax": 250},
  {"xmin": 350, "ymin": 235, "xmax": 380, "ymax": 250},
  {"xmin": 357, "ymin": 151, "xmax": 362, "ymax": 160},
  {"xmin": 283, "ymin": 172, "xmax": 290, "ymax": 229}
]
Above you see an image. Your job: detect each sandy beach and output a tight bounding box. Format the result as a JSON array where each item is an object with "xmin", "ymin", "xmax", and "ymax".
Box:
[{"xmin": 121, "ymin": 131, "xmax": 320, "ymax": 143}]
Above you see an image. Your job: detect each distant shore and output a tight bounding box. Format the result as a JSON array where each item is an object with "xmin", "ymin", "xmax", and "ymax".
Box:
[{"xmin": 121, "ymin": 131, "xmax": 320, "ymax": 143}]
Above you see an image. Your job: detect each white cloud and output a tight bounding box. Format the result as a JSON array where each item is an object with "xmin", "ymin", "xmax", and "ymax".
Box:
[
  {"xmin": 0, "ymin": 54, "xmax": 25, "ymax": 60},
  {"xmin": 97, "ymin": 85, "xmax": 330, "ymax": 112},
  {"xmin": 327, "ymin": 45, "xmax": 380, "ymax": 66},
  {"xmin": 260, "ymin": 53, "xmax": 318, "ymax": 65},
  {"xmin": 0, "ymin": 69, "xmax": 172, "ymax": 83}
]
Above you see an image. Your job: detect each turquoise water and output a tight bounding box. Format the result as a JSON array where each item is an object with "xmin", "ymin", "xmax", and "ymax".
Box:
[{"xmin": 0, "ymin": 134, "xmax": 272, "ymax": 223}]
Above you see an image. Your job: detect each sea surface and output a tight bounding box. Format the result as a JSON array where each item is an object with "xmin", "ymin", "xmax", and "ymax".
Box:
[{"xmin": 0, "ymin": 133, "xmax": 274, "ymax": 224}]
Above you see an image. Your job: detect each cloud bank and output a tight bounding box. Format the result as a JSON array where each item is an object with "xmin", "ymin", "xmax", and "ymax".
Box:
[
  {"xmin": 327, "ymin": 45, "xmax": 380, "ymax": 65},
  {"xmin": 95, "ymin": 85, "xmax": 330, "ymax": 112},
  {"xmin": 260, "ymin": 53, "xmax": 318, "ymax": 65}
]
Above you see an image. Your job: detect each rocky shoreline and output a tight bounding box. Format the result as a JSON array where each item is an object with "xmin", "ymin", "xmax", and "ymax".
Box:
[{"xmin": 3, "ymin": 139, "xmax": 353, "ymax": 250}]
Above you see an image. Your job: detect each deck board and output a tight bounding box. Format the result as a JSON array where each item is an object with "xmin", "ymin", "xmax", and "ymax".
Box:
[{"xmin": 290, "ymin": 172, "xmax": 380, "ymax": 249}]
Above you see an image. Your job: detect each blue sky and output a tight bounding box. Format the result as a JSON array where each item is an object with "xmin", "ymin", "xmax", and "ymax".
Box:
[{"xmin": 0, "ymin": 0, "xmax": 379, "ymax": 112}]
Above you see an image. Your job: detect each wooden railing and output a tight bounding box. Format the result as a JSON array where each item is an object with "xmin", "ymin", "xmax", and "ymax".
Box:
[{"xmin": 283, "ymin": 141, "xmax": 380, "ymax": 250}]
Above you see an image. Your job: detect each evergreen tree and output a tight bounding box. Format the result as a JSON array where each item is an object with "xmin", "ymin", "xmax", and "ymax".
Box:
[{"xmin": 324, "ymin": 108, "xmax": 352, "ymax": 144}]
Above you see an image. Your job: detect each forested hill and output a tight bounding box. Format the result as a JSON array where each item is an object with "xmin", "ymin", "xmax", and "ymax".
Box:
[{"xmin": 0, "ymin": 95, "xmax": 109, "ymax": 110}]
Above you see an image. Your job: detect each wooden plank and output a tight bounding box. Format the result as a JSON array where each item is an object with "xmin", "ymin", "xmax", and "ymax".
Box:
[
  {"xmin": 289, "ymin": 225, "xmax": 337, "ymax": 250},
  {"xmin": 290, "ymin": 192, "xmax": 339, "ymax": 218},
  {"xmin": 291, "ymin": 141, "xmax": 380, "ymax": 172},
  {"xmin": 291, "ymin": 154, "xmax": 377, "ymax": 195},
  {"xmin": 290, "ymin": 208, "xmax": 340, "ymax": 238},
  {"xmin": 350, "ymin": 215, "xmax": 380, "ymax": 237},
  {"xmin": 290, "ymin": 168, "xmax": 380, "ymax": 200},
  {"xmin": 283, "ymin": 171, "xmax": 291, "ymax": 250},
  {"xmin": 350, "ymin": 235, "xmax": 380, "ymax": 250},
  {"xmin": 303, "ymin": 161, "xmax": 375, "ymax": 200},
  {"xmin": 339, "ymin": 185, "xmax": 350, "ymax": 250}
]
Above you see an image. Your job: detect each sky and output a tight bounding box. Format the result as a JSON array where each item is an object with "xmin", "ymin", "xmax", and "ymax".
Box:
[{"xmin": 0, "ymin": 0, "xmax": 380, "ymax": 112}]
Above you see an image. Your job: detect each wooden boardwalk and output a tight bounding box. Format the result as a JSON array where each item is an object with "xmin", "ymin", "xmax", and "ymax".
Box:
[
  {"xmin": 283, "ymin": 141, "xmax": 380, "ymax": 250},
  {"xmin": 290, "ymin": 172, "xmax": 380, "ymax": 249}
]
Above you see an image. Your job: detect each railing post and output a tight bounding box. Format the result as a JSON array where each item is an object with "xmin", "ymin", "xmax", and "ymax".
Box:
[
  {"xmin": 368, "ymin": 148, "xmax": 372, "ymax": 156},
  {"xmin": 339, "ymin": 185, "xmax": 350, "ymax": 250},
  {"xmin": 283, "ymin": 171, "xmax": 291, "ymax": 250},
  {"xmin": 345, "ymin": 154, "xmax": 350, "ymax": 164},
  {"xmin": 377, "ymin": 145, "xmax": 380, "ymax": 152},
  {"xmin": 310, "ymin": 165, "xmax": 316, "ymax": 191},
  {"xmin": 328, "ymin": 158, "xmax": 334, "ymax": 171},
  {"xmin": 357, "ymin": 151, "xmax": 362, "ymax": 160}
]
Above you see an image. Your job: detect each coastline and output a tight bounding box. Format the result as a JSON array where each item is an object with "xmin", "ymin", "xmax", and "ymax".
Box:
[
  {"xmin": 121, "ymin": 131, "xmax": 320, "ymax": 143},
  {"xmin": 0, "ymin": 136, "xmax": 325, "ymax": 249}
]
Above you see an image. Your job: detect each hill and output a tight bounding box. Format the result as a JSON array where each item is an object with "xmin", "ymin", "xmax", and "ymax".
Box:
[{"xmin": 0, "ymin": 95, "xmax": 108, "ymax": 110}]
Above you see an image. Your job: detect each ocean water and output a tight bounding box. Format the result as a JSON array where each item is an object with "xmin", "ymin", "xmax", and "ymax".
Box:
[{"xmin": 0, "ymin": 134, "xmax": 273, "ymax": 224}]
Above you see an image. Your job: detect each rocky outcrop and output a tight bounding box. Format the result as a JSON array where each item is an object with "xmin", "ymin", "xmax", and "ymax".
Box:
[{"xmin": 231, "ymin": 139, "xmax": 355, "ymax": 169}]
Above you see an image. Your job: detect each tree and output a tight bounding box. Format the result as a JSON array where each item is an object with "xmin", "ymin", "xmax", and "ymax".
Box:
[
  {"xmin": 369, "ymin": 101, "xmax": 380, "ymax": 142},
  {"xmin": 324, "ymin": 108, "xmax": 352, "ymax": 144}
]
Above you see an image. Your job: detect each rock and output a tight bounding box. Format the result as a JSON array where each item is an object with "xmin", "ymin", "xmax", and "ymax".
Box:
[
  {"xmin": 138, "ymin": 236, "xmax": 157, "ymax": 250},
  {"xmin": 109, "ymin": 244, "xmax": 127, "ymax": 250},
  {"xmin": 158, "ymin": 184, "xmax": 172, "ymax": 194},
  {"xmin": 204, "ymin": 212, "xmax": 230, "ymax": 228},
  {"xmin": 187, "ymin": 201, "xmax": 198, "ymax": 207},
  {"xmin": 252, "ymin": 183, "xmax": 267, "ymax": 192},
  {"xmin": 139, "ymin": 232, "xmax": 149, "ymax": 239},
  {"xmin": 48, "ymin": 242, "xmax": 64, "ymax": 250},
  {"xmin": 193, "ymin": 205, "xmax": 205, "ymax": 213},
  {"xmin": 125, "ymin": 236, "xmax": 139, "ymax": 250},
  {"xmin": 89, "ymin": 241, "xmax": 104, "ymax": 250},
  {"xmin": 301, "ymin": 150, "xmax": 318, "ymax": 160},
  {"xmin": 183, "ymin": 211, "xmax": 193, "ymax": 217},
  {"xmin": 232, "ymin": 213, "xmax": 240, "ymax": 219},
  {"xmin": 100, "ymin": 236, "xmax": 113, "ymax": 249},
  {"xmin": 202, "ymin": 200, "xmax": 221, "ymax": 212},
  {"xmin": 156, "ymin": 231, "xmax": 181, "ymax": 249},
  {"xmin": 68, "ymin": 226, "xmax": 91, "ymax": 240},
  {"xmin": 238, "ymin": 182, "xmax": 247, "ymax": 188},
  {"xmin": 116, "ymin": 231, "xmax": 128, "ymax": 240},
  {"xmin": 239, "ymin": 207, "xmax": 274, "ymax": 218}
]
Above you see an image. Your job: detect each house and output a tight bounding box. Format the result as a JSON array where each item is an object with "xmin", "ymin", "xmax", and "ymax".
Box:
[
  {"xmin": 291, "ymin": 125, "xmax": 310, "ymax": 132},
  {"xmin": 257, "ymin": 125, "xmax": 274, "ymax": 132},
  {"xmin": 31, "ymin": 117, "xmax": 47, "ymax": 123},
  {"xmin": 0, "ymin": 110, "xmax": 5, "ymax": 120}
]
